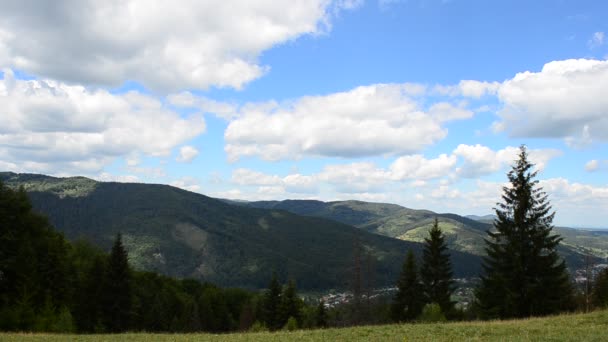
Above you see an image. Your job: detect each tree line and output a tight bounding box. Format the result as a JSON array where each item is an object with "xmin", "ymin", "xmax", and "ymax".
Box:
[
  {"xmin": 0, "ymin": 180, "xmax": 332, "ymax": 333},
  {"xmin": 1, "ymin": 145, "xmax": 608, "ymax": 333},
  {"xmin": 390, "ymin": 145, "xmax": 608, "ymax": 322}
]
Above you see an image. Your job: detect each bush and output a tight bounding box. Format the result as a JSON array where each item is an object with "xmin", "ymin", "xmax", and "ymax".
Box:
[
  {"xmin": 249, "ymin": 321, "xmax": 268, "ymax": 332},
  {"xmin": 418, "ymin": 303, "xmax": 446, "ymax": 323},
  {"xmin": 283, "ymin": 316, "xmax": 298, "ymax": 331}
]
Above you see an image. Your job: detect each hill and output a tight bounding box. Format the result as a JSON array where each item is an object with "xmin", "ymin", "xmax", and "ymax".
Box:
[
  {"xmin": 244, "ymin": 199, "xmax": 608, "ymax": 267},
  {"xmin": 2, "ymin": 308, "xmax": 607, "ymax": 341},
  {"xmin": 0, "ymin": 172, "xmax": 480, "ymax": 290}
]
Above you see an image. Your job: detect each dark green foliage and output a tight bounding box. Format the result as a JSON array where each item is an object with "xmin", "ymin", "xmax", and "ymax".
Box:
[
  {"xmin": 102, "ymin": 233, "xmax": 132, "ymax": 332},
  {"xmin": 420, "ymin": 218, "xmax": 455, "ymax": 315},
  {"xmin": 315, "ymin": 300, "xmax": 328, "ymax": 328},
  {"xmin": 0, "ymin": 181, "xmax": 72, "ymax": 331},
  {"xmin": 391, "ymin": 250, "xmax": 424, "ymax": 322},
  {"xmin": 418, "ymin": 303, "xmax": 446, "ymax": 322},
  {"xmin": 0, "ymin": 181, "xmax": 265, "ymax": 333},
  {"xmin": 280, "ymin": 280, "xmax": 303, "ymax": 326},
  {"xmin": 246, "ymin": 198, "xmax": 603, "ymax": 272},
  {"xmin": 593, "ymin": 268, "xmax": 608, "ymax": 308},
  {"xmin": 1, "ymin": 172, "xmax": 482, "ymax": 290},
  {"xmin": 262, "ymin": 273, "xmax": 283, "ymax": 330},
  {"xmin": 476, "ymin": 146, "xmax": 574, "ymax": 319}
]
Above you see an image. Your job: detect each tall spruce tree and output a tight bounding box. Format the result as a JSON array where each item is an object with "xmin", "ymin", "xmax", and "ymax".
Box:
[
  {"xmin": 262, "ymin": 272, "xmax": 282, "ymax": 330},
  {"xmin": 391, "ymin": 249, "xmax": 424, "ymax": 322},
  {"xmin": 102, "ymin": 233, "xmax": 132, "ymax": 332},
  {"xmin": 476, "ymin": 145, "xmax": 573, "ymax": 319},
  {"xmin": 420, "ymin": 218, "xmax": 455, "ymax": 315},
  {"xmin": 592, "ymin": 268, "xmax": 608, "ymax": 309},
  {"xmin": 280, "ymin": 279, "xmax": 302, "ymax": 328}
]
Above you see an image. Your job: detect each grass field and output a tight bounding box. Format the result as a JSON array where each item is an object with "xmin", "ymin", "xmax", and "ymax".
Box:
[{"xmin": 3, "ymin": 309, "xmax": 607, "ymax": 341}]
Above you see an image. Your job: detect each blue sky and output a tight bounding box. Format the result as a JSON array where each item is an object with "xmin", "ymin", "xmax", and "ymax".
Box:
[{"xmin": 1, "ymin": 0, "xmax": 607, "ymax": 227}]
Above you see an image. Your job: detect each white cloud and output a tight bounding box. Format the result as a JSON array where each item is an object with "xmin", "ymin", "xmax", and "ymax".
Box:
[
  {"xmin": 176, "ymin": 146, "xmax": 199, "ymax": 163},
  {"xmin": 168, "ymin": 92, "xmax": 238, "ymax": 120},
  {"xmin": 283, "ymin": 174, "xmax": 318, "ymax": 193},
  {"xmin": 224, "ymin": 84, "xmax": 473, "ymax": 161},
  {"xmin": 0, "ymin": 1, "xmax": 338, "ymax": 92},
  {"xmin": 232, "ymin": 168, "xmax": 283, "ymax": 186},
  {"xmin": 431, "ymin": 185, "xmax": 460, "ymax": 199},
  {"xmin": 96, "ymin": 172, "xmax": 140, "ymax": 183},
  {"xmin": 389, "ymin": 154, "xmax": 457, "ymax": 180},
  {"xmin": 453, "ymin": 144, "xmax": 562, "ymax": 178},
  {"xmin": 170, "ymin": 177, "xmax": 201, "ymax": 193},
  {"xmin": 0, "ymin": 69, "xmax": 205, "ymax": 175},
  {"xmin": 495, "ymin": 59, "xmax": 608, "ymax": 143},
  {"xmin": 585, "ymin": 159, "xmax": 599, "ymax": 172},
  {"xmin": 434, "ymin": 80, "xmax": 500, "ymax": 98},
  {"xmin": 589, "ymin": 31, "xmax": 605, "ymax": 48}
]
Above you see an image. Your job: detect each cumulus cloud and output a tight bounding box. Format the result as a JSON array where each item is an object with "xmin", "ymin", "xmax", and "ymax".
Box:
[
  {"xmin": 453, "ymin": 144, "xmax": 562, "ymax": 178},
  {"xmin": 231, "ymin": 168, "xmax": 317, "ymax": 194},
  {"xmin": 317, "ymin": 162, "xmax": 391, "ymax": 193},
  {"xmin": 0, "ymin": 69, "xmax": 205, "ymax": 175},
  {"xmin": 495, "ymin": 59, "xmax": 608, "ymax": 143},
  {"xmin": 585, "ymin": 159, "xmax": 599, "ymax": 172},
  {"xmin": 170, "ymin": 176, "xmax": 201, "ymax": 193},
  {"xmin": 176, "ymin": 146, "xmax": 199, "ymax": 163},
  {"xmin": 0, "ymin": 1, "xmax": 338, "ymax": 92},
  {"xmin": 389, "ymin": 154, "xmax": 457, "ymax": 180},
  {"xmin": 232, "ymin": 168, "xmax": 283, "ymax": 186},
  {"xmin": 434, "ymin": 80, "xmax": 500, "ymax": 98},
  {"xmin": 168, "ymin": 92, "xmax": 239, "ymax": 120},
  {"xmin": 224, "ymin": 84, "xmax": 473, "ymax": 161}
]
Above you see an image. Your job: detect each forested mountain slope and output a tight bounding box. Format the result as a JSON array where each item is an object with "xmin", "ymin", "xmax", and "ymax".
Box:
[
  {"xmin": 0, "ymin": 172, "xmax": 481, "ymax": 290},
  {"xmin": 245, "ymin": 199, "xmax": 608, "ymax": 268}
]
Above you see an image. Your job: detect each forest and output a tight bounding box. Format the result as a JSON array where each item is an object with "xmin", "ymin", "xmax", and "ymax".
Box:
[{"xmin": 1, "ymin": 147, "xmax": 608, "ymax": 333}]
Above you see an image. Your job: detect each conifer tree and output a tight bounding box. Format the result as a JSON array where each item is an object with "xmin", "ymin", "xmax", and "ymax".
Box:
[
  {"xmin": 102, "ymin": 233, "xmax": 132, "ymax": 332},
  {"xmin": 391, "ymin": 249, "xmax": 424, "ymax": 322},
  {"xmin": 279, "ymin": 279, "xmax": 302, "ymax": 328},
  {"xmin": 262, "ymin": 272, "xmax": 282, "ymax": 330},
  {"xmin": 592, "ymin": 268, "xmax": 608, "ymax": 308},
  {"xmin": 420, "ymin": 218, "xmax": 455, "ymax": 315},
  {"xmin": 315, "ymin": 299, "xmax": 327, "ymax": 328},
  {"xmin": 476, "ymin": 145, "xmax": 573, "ymax": 318}
]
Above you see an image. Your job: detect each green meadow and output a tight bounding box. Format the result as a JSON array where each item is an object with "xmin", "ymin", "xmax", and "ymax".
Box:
[{"xmin": 3, "ymin": 309, "xmax": 607, "ymax": 342}]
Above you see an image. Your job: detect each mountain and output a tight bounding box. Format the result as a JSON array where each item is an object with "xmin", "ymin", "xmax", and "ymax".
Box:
[
  {"xmin": 244, "ymin": 199, "xmax": 608, "ymax": 267},
  {"xmin": 465, "ymin": 214, "xmax": 496, "ymax": 224},
  {"xmin": 0, "ymin": 172, "xmax": 481, "ymax": 290}
]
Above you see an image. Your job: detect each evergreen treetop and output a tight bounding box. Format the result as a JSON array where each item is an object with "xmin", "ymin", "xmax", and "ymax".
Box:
[
  {"xmin": 420, "ymin": 218, "xmax": 455, "ymax": 315},
  {"xmin": 391, "ymin": 249, "xmax": 424, "ymax": 322},
  {"xmin": 476, "ymin": 145, "xmax": 573, "ymax": 319}
]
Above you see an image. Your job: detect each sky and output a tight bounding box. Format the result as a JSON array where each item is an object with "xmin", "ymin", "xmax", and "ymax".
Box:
[{"xmin": 1, "ymin": 0, "xmax": 607, "ymax": 227}]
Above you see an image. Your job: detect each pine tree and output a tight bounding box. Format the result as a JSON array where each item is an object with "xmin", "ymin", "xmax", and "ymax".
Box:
[
  {"xmin": 592, "ymin": 268, "xmax": 608, "ymax": 308},
  {"xmin": 315, "ymin": 299, "xmax": 327, "ymax": 328},
  {"xmin": 279, "ymin": 279, "xmax": 301, "ymax": 328},
  {"xmin": 262, "ymin": 272, "xmax": 282, "ymax": 330},
  {"xmin": 476, "ymin": 145, "xmax": 573, "ymax": 319},
  {"xmin": 420, "ymin": 218, "xmax": 455, "ymax": 316},
  {"xmin": 391, "ymin": 250, "xmax": 424, "ymax": 322},
  {"xmin": 102, "ymin": 233, "xmax": 132, "ymax": 332}
]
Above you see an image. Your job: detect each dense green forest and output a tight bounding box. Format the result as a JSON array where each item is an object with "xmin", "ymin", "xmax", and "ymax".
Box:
[{"xmin": 0, "ymin": 172, "xmax": 482, "ymax": 290}]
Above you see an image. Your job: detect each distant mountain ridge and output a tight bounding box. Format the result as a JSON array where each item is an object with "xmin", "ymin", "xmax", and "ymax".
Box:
[
  {"xmin": 0, "ymin": 172, "xmax": 481, "ymax": 290},
  {"xmin": 243, "ymin": 199, "xmax": 608, "ymax": 266}
]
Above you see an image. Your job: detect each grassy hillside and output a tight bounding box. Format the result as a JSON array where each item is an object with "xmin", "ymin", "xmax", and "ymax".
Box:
[
  {"xmin": 3, "ymin": 309, "xmax": 607, "ymax": 341},
  {"xmin": 246, "ymin": 199, "xmax": 608, "ymax": 268},
  {"xmin": 0, "ymin": 172, "xmax": 480, "ymax": 290}
]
